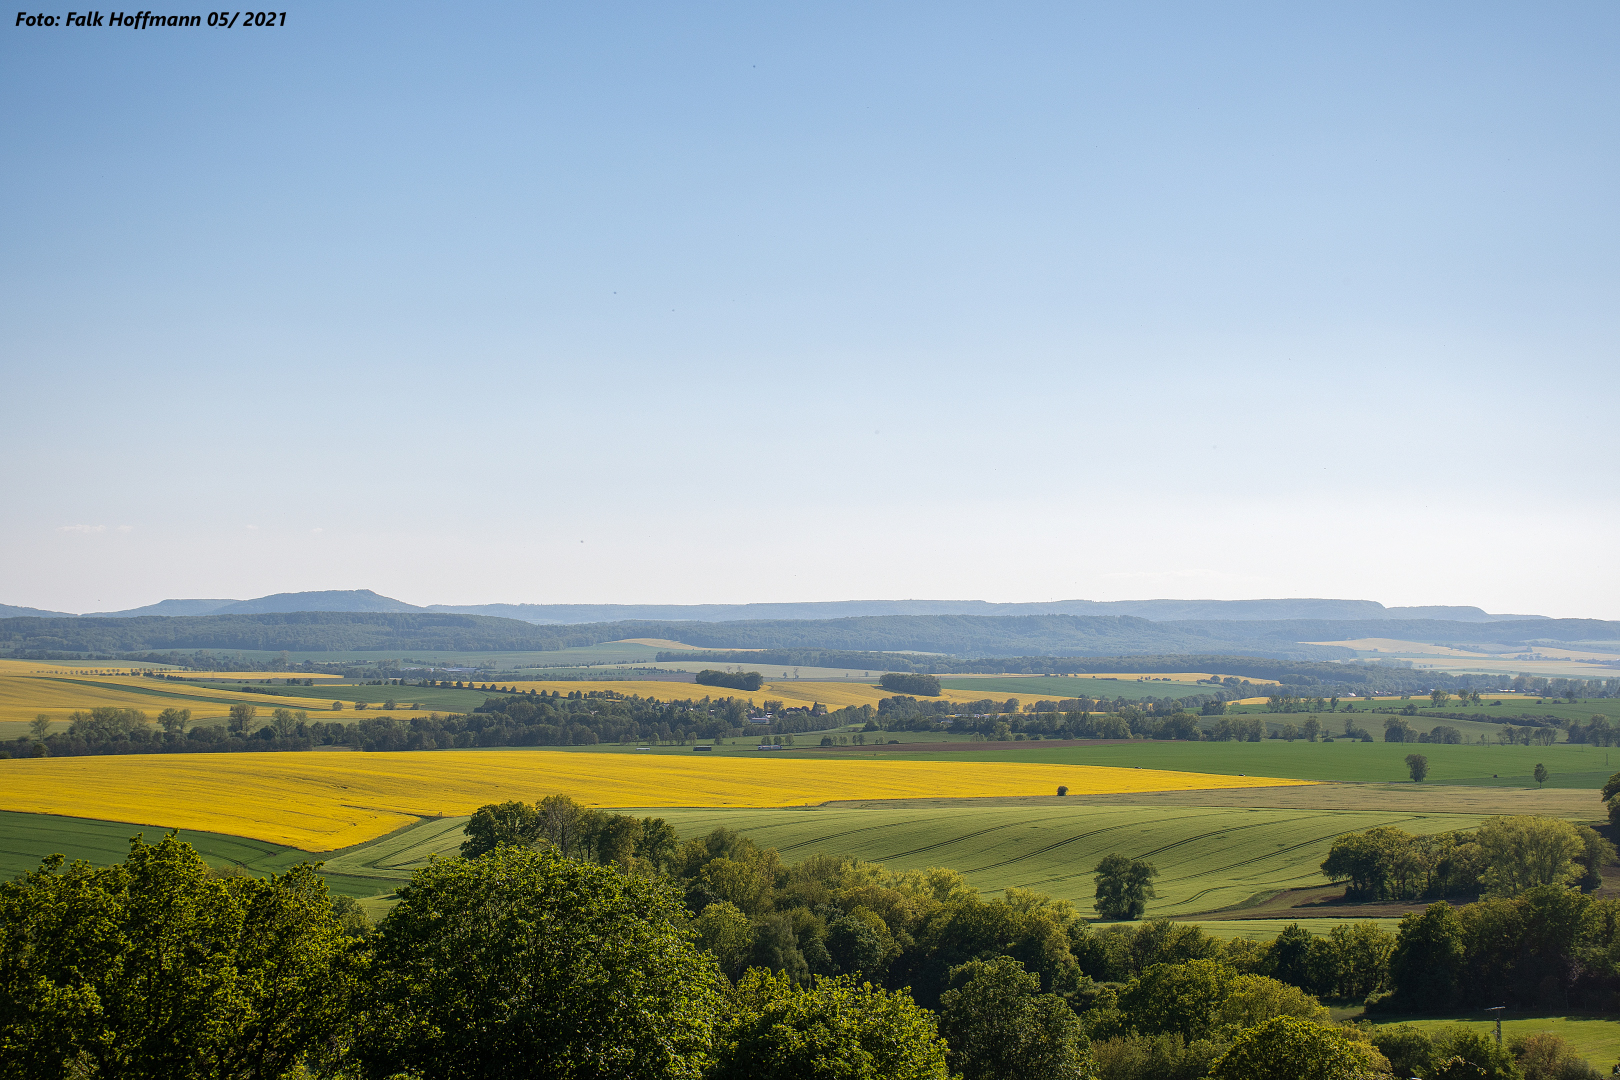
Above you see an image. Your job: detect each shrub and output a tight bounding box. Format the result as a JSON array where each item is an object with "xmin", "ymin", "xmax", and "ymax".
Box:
[
  {"xmin": 1510, "ymin": 1032, "xmax": 1602, "ymax": 1080},
  {"xmin": 695, "ymin": 670, "xmax": 765, "ymax": 691},
  {"xmin": 878, "ymin": 672, "xmax": 942, "ymax": 697}
]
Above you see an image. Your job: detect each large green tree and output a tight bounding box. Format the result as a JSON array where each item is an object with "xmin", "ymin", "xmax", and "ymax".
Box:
[
  {"xmin": 0, "ymin": 835, "xmax": 353, "ymax": 1080},
  {"xmin": 356, "ymin": 844, "xmax": 720, "ymax": 1080},
  {"xmin": 708, "ymin": 969, "xmax": 949, "ymax": 1080},
  {"xmin": 1093, "ymin": 854, "xmax": 1158, "ymax": 920},
  {"xmin": 1389, "ymin": 902, "xmax": 1466, "ymax": 1008},
  {"xmin": 459, "ymin": 799, "xmax": 541, "ymax": 857},
  {"xmin": 1476, "ymin": 815, "xmax": 1583, "ymax": 897},
  {"xmin": 1117, "ymin": 959, "xmax": 1238, "ymax": 1042},
  {"xmin": 937, "ymin": 956, "xmax": 1096, "ymax": 1080}
]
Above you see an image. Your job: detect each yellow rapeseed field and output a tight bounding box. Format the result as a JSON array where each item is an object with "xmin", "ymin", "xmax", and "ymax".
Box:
[{"xmin": 0, "ymin": 752, "xmax": 1311, "ymax": 851}]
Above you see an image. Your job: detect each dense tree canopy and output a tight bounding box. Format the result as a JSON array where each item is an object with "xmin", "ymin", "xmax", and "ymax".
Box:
[
  {"xmin": 0, "ymin": 835, "xmax": 354, "ymax": 1080},
  {"xmin": 708, "ymin": 969, "xmax": 950, "ymax": 1080},
  {"xmin": 356, "ymin": 844, "xmax": 721, "ymax": 1080},
  {"xmin": 938, "ymin": 956, "xmax": 1096, "ymax": 1080}
]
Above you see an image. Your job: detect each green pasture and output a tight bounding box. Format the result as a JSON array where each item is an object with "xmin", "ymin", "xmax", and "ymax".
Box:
[
  {"xmin": 653, "ymin": 804, "xmax": 1476, "ymax": 915},
  {"xmin": 235, "ymin": 803, "xmax": 1489, "ymax": 916},
  {"xmin": 0, "ymin": 810, "xmax": 387, "ymax": 897},
  {"xmin": 1365, "ymin": 1013, "xmax": 1620, "ymax": 1067},
  {"xmin": 853, "ymin": 740, "xmax": 1617, "ymax": 789},
  {"xmin": 4, "ymin": 801, "xmax": 1488, "ymax": 918}
]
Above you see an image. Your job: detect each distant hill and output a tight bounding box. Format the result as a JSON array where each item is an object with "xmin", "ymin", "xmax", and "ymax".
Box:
[
  {"xmin": 83, "ymin": 599, "xmax": 238, "ymax": 618},
  {"xmin": 7, "ymin": 592, "xmax": 1547, "ymax": 623},
  {"xmin": 0, "ymin": 603, "xmax": 75, "ymax": 618},
  {"xmin": 213, "ymin": 590, "xmax": 424, "ymax": 614},
  {"xmin": 426, "ymin": 598, "xmax": 1545, "ymax": 624}
]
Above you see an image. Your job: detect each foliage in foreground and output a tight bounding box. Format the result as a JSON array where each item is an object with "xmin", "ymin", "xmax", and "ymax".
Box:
[
  {"xmin": 0, "ymin": 836, "xmax": 353, "ymax": 1079},
  {"xmin": 8, "ymin": 808, "xmax": 1620, "ymax": 1079}
]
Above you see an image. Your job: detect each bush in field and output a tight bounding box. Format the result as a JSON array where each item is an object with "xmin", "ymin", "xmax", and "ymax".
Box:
[
  {"xmin": 879, "ymin": 672, "xmax": 943, "ymax": 697},
  {"xmin": 1510, "ymin": 1032, "xmax": 1602, "ymax": 1080},
  {"xmin": 696, "ymin": 669, "xmax": 765, "ymax": 691}
]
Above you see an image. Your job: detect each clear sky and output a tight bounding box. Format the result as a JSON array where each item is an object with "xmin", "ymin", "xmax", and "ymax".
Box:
[{"xmin": 3, "ymin": 3, "xmax": 1616, "ymax": 617}]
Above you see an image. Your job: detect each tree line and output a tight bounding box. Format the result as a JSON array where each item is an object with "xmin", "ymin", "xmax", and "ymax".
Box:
[{"xmin": 1320, "ymin": 816, "xmax": 1612, "ymax": 904}]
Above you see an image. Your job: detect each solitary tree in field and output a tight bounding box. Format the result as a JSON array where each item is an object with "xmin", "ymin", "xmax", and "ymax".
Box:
[
  {"xmin": 29, "ymin": 714, "xmax": 50, "ymax": 739},
  {"xmin": 1093, "ymin": 853, "xmax": 1157, "ymax": 920},
  {"xmin": 227, "ymin": 703, "xmax": 257, "ymax": 734},
  {"xmin": 1534, "ymin": 763, "xmax": 1549, "ymax": 788},
  {"xmin": 1406, "ymin": 754, "xmax": 1429, "ymax": 782},
  {"xmin": 1431, "ymin": 689, "xmax": 1451, "ymax": 708}
]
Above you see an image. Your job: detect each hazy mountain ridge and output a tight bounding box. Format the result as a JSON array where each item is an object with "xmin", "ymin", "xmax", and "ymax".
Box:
[
  {"xmin": 425, "ymin": 597, "xmax": 1543, "ymax": 624},
  {"xmin": 10, "ymin": 590, "xmax": 1544, "ymax": 623}
]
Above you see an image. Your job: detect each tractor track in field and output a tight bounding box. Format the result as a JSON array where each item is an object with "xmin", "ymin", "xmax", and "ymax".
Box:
[
  {"xmin": 958, "ymin": 811, "xmax": 1221, "ymax": 874},
  {"xmin": 1155, "ymin": 816, "xmax": 1431, "ymax": 885},
  {"xmin": 768, "ymin": 814, "xmax": 1063, "ymax": 859}
]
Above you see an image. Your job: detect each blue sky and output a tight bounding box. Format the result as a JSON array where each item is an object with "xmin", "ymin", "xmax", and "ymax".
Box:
[{"xmin": 3, "ymin": 2, "xmax": 1616, "ymax": 616}]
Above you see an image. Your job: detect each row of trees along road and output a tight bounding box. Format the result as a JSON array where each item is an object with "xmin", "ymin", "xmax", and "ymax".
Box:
[{"xmin": 10, "ymin": 798, "xmax": 1620, "ymax": 1078}]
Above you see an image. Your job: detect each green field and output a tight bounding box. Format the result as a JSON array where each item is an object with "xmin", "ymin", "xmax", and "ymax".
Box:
[
  {"xmin": 0, "ymin": 801, "xmax": 1488, "ymax": 917},
  {"xmin": 651, "ymin": 804, "xmax": 1489, "ymax": 914},
  {"xmin": 1365, "ymin": 1013, "xmax": 1620, "ymax": 1068},
  {"xmin": 244, "ymin": 803, "xmax": 1487, "ymax": 916}
]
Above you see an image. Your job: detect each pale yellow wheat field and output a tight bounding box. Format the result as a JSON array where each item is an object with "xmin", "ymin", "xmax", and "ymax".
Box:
[
  {"xmin": 0, "ymin": 752, "xmax": 1311, "ymax": 851},
  {"xmin": 0, "ymin": 673, "xmax": 332, "ymax": 728},
  {"xmin": 508, "ymin": 679, "xmax": 1042, "ymax": 710}
]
